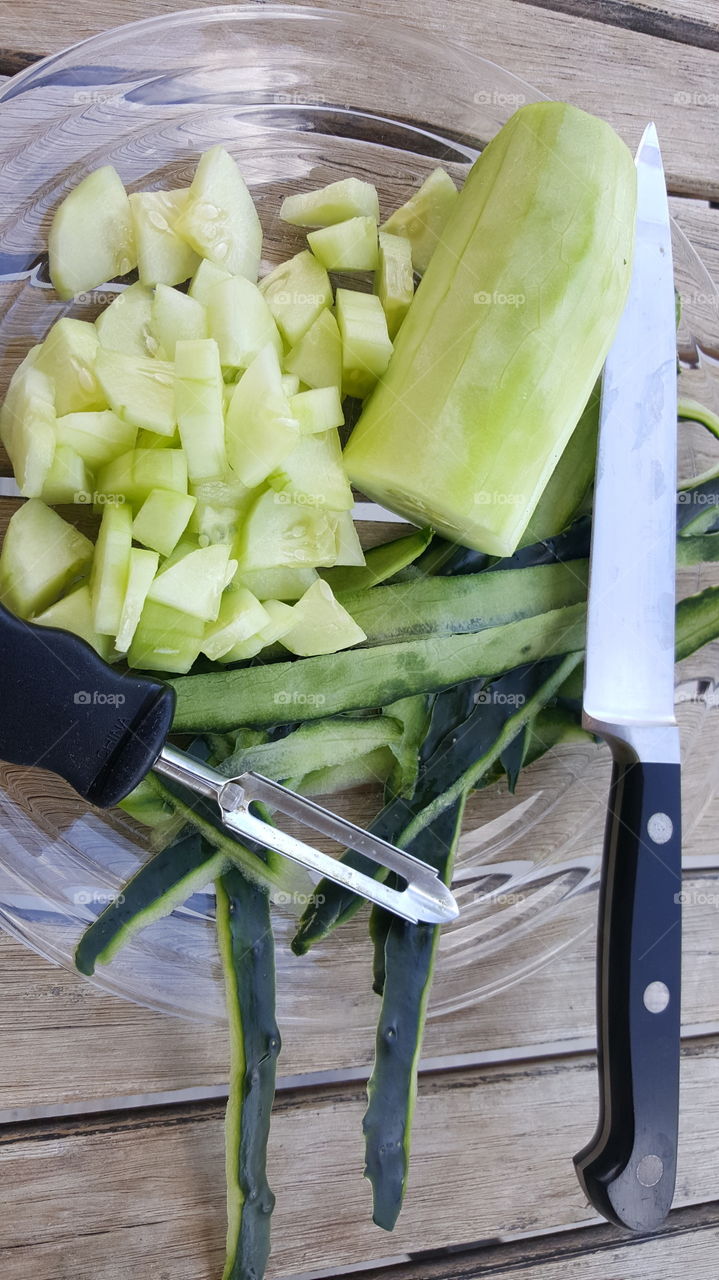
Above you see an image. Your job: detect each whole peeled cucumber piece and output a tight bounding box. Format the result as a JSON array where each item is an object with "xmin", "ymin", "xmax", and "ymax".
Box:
[{"xmin": 343, "ymin": 102, "xmax": 636, "ymax": 557}]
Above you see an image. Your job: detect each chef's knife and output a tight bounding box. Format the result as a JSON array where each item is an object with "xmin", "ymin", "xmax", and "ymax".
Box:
[
  {"xmin": 574, "ymin": 124, "xmax": 681, "ymax": 1231},
  {"xmin": 0, "ymin": 602, "xmax": 458, "ymax": 926}
]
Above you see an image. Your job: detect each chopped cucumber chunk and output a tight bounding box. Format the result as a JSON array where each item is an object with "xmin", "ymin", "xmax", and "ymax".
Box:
[
  {"xmin": 151, "ymin": 284, "xmax": 208, "ymax": 359},
  {"xmin": 219, "ymin": 598, "xmax": 295, "ymax": 661},
  {"xmin": 307, "ymin": 216, "xmax": 378, "ymax": 271},
  {"xmin": 189, "ymin": 500, "xmax": 242, "ymax": 547},
  {"xmin": 34, "ymin": 584, "xmax": 116, "ymax": 661},
  {"xmin": 333, "ymin": 509, "xmax": 366, "ymax": 566},
  {"xmin": 335, "ymin": 288, "xmax": 393, "ymax": 398},
  {"xmin": 0, "ymin": 500, "xmax": 93, "ymax": 618},
  {"xmin": 173, "ymin": 145, "xmax": 262, "ymax": 280},
  {"xmin": 132, "ymin": 489, "xmax": 197, "ymax": 557},
  {"xmin": 116, "ymin": 547, "xmax": 160, "ymax": 652},
  {"xmin": 174, "ymin": 338, "xmax": 227, "ymax": 480},
  {"xmin": 129, "ymin": 189, "xmax": 201, "ymax": 287},
  {"xmin": 135, "ymin": 429, "xmax": 180, "ymax": 449},
  {"xmin": 374, "ymin": 230, "xmax": 414, "ymax": 338},
  {"xmin": 56, "ymin": 409, "xmax": 138, "ymax": 469},
  {"xmin": 188, "ymin": 258, "xmax": 232, "ymax": 304},
  {"xmin": 283, "ymin": 308, "xmax": 342, "ymax": 391},
  {"xmin": 201, "ymin": 587, "xmax": 270, "ymax": 660},
  {"xmin": 281, "ymin": 373, "xmax": 300, "ymax": 397},
  {"xmin": 95, "ymin": 349, "xmax": 176, "ymax": 436},
  {"xmin": 269, "ymin": 428, "xmax": 353, "ymax": 511},
  {"xmin": 90, "ymin": 501, "xmax": 133, "ymax": 635},
  {"xmin": 128, "ymin": 600, "xmax": 204, "ymax": 673},
  {"xmin": 225, "ymin": 343, "xmax": 300, "ymax": 487},
  {"xmin": 0, "ymin": 365, "xmax": 56, "ymax": 497},
  {"xmin": 235, "ymin": 488, "xmax": 338, "ymax": 570},
  {"xmin": 96, "ymin": 448, "xmax": 188, "ymax": 505},
  {"xmin": 48, "ymin": 165, "xmax": 137, "ymax": 300},
  {"xmin": 280, "ymin": 177, "xmax": 379, "ymax": 227},
  {"xmin": 280, "ymin": 580, "xmax": 366, "ymax": 655},
  {"xmin": 147, "ymin": 543, "xmax": 234, "ymax": 622},
  {"xmin": 259, "ymin": 250, "xmax": 332, "ymax": 346},
  {"xmin": 234, "ymin": 565, "xmax": 318, "ymax": 601},
  {"xmin": 381, "ymin": 167, "xmax": 458, "ymax": 274},
  {"xmin": 206, "ymin": 275, "xmax": 282, "ymax": 370},
  {"xmin": 290, "ymin": 386, "xmax": 344, "ymax": 434},
  {"xmin": 40, "ymin": 445, "xmax": 91, "ymax": 505},
  {"xmin": 95, "ymin": 283, "xmax": 157, "ymax": 358},
  {"xmin": 37, "ymin": 318, "xmax": 106, "ymax": 416}
]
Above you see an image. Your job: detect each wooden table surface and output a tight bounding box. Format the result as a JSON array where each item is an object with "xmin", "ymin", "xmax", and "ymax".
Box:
[{"xmin": 2, "ymin": 2, "xmax": 719, "ymax": 1277}]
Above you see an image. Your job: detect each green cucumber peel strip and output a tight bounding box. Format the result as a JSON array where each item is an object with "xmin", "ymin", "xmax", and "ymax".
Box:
[
  {"xmin": 74, "ymin": 830, "xmax": 227, "ymax": 976},
  {"xmin": 284, "ymin": 747, "xmax": 396, "ymax": 797},
  {"xmin": 678, "ymin": 397, "xmax": 719, "ymax": 440},
  {"xmin": 170, "ymin": 601, "xmax": 587, "ymax": 732},
  {"xmin": 216, "ymin": 716, "xmax": 404, "ymax": 783},
  {"xmin": 322, "ymin": 526, "xmax": 433, "ymax": 593},
  {"xmin": 216, "ymin": 864, "xmax": 280, "ymax": 1280},
  {"xmin": 363, "ymin": 797, "xmax": 466, "ymax": 1231},
  {"xmin": 292, "ymin": 653, "xmax": 580, "ymax": 955}
]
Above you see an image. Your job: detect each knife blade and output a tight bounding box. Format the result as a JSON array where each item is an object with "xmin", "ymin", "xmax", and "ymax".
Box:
[{"xmin": 574, "ymin": 123, "xmax": 681, "ymax": 1232}]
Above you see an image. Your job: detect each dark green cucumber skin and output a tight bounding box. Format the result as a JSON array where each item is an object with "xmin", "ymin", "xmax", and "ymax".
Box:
[
  {"xmin": 217, "ymin": 865, "xmax": 280, "ymax": 1280},
  {"xmin": 74, "ymin": 831, "xmax": 222, "ymax": 976},
  {"xmin": 363, "ymin": 798, "xmax": 466, "ymax": 1231},
  {"xmin": 170, "ymin": 603, "xmax": 586, "ymax": 732}
]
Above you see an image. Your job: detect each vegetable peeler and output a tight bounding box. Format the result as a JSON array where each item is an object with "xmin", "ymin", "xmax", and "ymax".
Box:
[{"xmin": 0, "ymin": 603, "xmax": 458, "ymax": 925}]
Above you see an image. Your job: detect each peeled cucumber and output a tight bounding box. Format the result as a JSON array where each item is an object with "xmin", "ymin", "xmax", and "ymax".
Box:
[
  {"xmin": 381, "ymin": 167, "xmax": 458, "ymax": 275},
  {"xmin": 129, "ymin": 189, "xmax": 201, "ymax": 287},
  {"xmin": 280, "ymin": 177, "xmax": 379, "ymax": 227},
  {"xmin": 344, "ymin": 102, "xmax": 637, "ymax": 556},
  {"xmin": 0, "ymin": 500, "xmax": 93, "ymax": 618},
  {"xmin": 173, "ymin": 146, "xmax": 262, "ymax": 281},
  {"xmin": 49, "ymin": 165, "xmax": 137, "ymax": 300}
]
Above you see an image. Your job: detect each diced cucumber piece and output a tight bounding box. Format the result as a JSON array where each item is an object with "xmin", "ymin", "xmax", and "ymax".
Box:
[
  {"xmin": 34, "ymin": 584, "xmax": 116, "ymax": 661},
  {"xmin": 280, "ymin": 178, "xmax": 379, "ymax": 227},
  {"xmin": 307, "ymin": 216, "xmax": 378, "ymax": 271},
  {"xmin": 283, "ymin": 308, "xmax": 342, "ymax": 392},
  {"xmin": 0, "ymin": 500, "xmax": 93, "ymax": 618},
  {"xmin": 259, "ymin": 250, "xmax": 332, "ymax": 346},
  {"xmin": 290, "ymin": 386, "xmax": 344, "ymax": 434},
  {"xmin": 90, "ymin": 501, "xmax": 133, "ymax": 635},
  {"xmin": 132, "ymin": 488, "xmax": 197, "ymax": 557},
  {"xmin": 128, "ymin": 600, "xmax": 205, "ymax": 674},
  {"xmin": 219, "ymin": 598, "xmax": 295, "ymax": 662},
  {"xmin": 148, "ymin": 543, "xmax": 234, "ymax": 622},
  {"xmin": 225, "ymin": 344, "xmax": 300, "ymax": 487},
  {"xmin": 95, "ymin": 349, "xmax": 176, "ymax": 436},
  {"xmin": 188, "ymin": 258, "xmax": 232, "ymax": 304},
  {"xmin": 201, "ymin": 588, "xmax": 270, "ymax": 660},
  {"xmin": 96, "ymin": 448, "xmax": 188, "ymax": 505},
  {"xmin": 280, "ymin": 580, "xmax": 366, "ymax": 655},
  {"xmin": 234, "ymin": 565, "xmax": 318, "ymax": 601},
  {"xmin": 40, "ymin": 445, "xmax": 91, "ymax": 504},
  {"xmin": 190, "ymin": 475, "xmax": 253, "ymax": 509},
  {"xmin": 235, "ymin": 488, "xmax": 338, "ymax": 570},
  {"xmin": 116, "ymin": 548, "xmax": 160, "ymax": 652},
  {"xmin": 374, "ymin": 230, "xmax": 414, "ymax": 338},
  {"xmin": 48, "ymin": 165, "xmax": 137, "ymax": 300},
  {"xmin": 333, "ymin": 509, "xmax": 366, "ymax": 566},
  {"xmin": 173, "ymin": 146, "xmax": 262, "ymax": 280},
  {"xmin": 190, "ymin": 501, "xmax": 242, "ymax": 548},
  {"xmin": 206, "ymin": 275, "xmax": 282, "ymax": 370},
  {"xmin": 56, "ymin": 409, "xmax": 137, "ymax": 469},
  {"xmin": 36, "ymin": 318, "xmax": 106, "ymax": 416},
  {"xmin": 129, "ymin": 189, "xmax": 201, "ymax": 287},
  {"xmin": 335, "ymin": 288, "xmax": 393, "ymax": 398},
  {"xmin": 174, "ymin": 338, "xmax": 227, "ymax": 480},
  {"xmin": 268, "ymin": 428, "xmax": 353, "ymax": 511},
  {"xmin": 381, "ymin": 167, "xmax": 458, "ymax": 274},
  {"xmin": 157, "ymin": 534, "xmax": 200, "ymax": 572},
  {"xmin": 150, "ymin": 284, "xmax": 208, "ymax": 359},
  {"xmin": 0, "ymin": 366, "xmax": 56, "ymax": 497},
  {"xmin": 136, "ymin": 428, "xmax": 179, "ymax": 449},
  {"xmin": 281, "ymin": 373, "xmax": 300, "ymax": 397},
  {"xmin": 95, "ymin": 283, "xmax": 157, "ymax": 358}
]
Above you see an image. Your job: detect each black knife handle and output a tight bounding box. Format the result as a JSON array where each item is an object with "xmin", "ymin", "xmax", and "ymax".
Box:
[
  {"xmin": 0, "ymin": 604, "xmax": 174, "ymax": 808},
  {"xmin": 574, "ymin": 755, "xmax": 682, "ymax": 1231}
]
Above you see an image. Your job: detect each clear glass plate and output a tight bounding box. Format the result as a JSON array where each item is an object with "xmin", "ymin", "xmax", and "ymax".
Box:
[{"xmin": 0, "ymin": 5, "xmax": 718, "ymax": 1029}]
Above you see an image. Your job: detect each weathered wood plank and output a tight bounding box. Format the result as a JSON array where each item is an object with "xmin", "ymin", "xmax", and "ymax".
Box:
[
  {"xmin": 2, "ymin": 1036, "xmax": 719, "ymax": 1278},
  {"xmin": 0, "ymin": 0, "xmax": 718, "ymax": 197}
]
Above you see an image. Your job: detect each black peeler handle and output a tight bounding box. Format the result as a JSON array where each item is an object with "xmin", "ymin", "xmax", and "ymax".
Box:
[{"xmin": 0, "ymin": 604, "xmax": 175, "ymax": 808}]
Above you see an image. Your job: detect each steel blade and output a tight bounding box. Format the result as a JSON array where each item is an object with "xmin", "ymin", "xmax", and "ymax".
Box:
[{"xmin": 583, "ymin": 124, "xmax": 677, "ymax": 738}]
